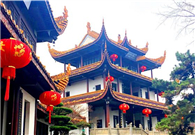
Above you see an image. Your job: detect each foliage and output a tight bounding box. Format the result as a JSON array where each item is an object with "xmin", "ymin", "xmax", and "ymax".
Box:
[
  {"xmin": 48, "ymin": 102, "xmax": 77, "ymax": 135},
  {"xmin": 152, "ymin": 50, "xmax": 195, "ymax": 135}
]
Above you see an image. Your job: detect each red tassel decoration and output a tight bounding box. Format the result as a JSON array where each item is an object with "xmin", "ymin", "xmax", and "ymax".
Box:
[
  {"xmin": 46, "ymin": 105, "xmax": 53, "ymax": 123},
  {"xmin": 2, "ymin": 66, "xmax": 16, "ymax": 101}
]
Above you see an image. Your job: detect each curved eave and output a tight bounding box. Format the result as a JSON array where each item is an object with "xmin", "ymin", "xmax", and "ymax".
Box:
[
  {"xmin": 45, "ymin": 1, "xmax": 68, "ymax": 35},
  {"xmin": 48, "ymin": 23, "xmax": 129, "ymax": 62},
  {"xmin": 62, "ymin": 88, "xmax": 108, "ymax": 105},
  {"xmin": 136, "ymin": 51, "xmax": 166, "ymax": 70},
  {"xmin": 110, "ymin": 90, "xmax": 167, "ymax": 110},
  {"xmin": 61, "ymin": 82, "xmax": 167, "ymax": 110},
  {"xmin": 121, "ymin": 36, "xmax": 147, "ymax": 55},
  {"xmin": 68, "ymin": 51, "xmax": 152, "ymax": 83}
]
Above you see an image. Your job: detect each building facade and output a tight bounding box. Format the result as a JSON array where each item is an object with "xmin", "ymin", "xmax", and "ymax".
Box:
[
  {"xmin": 1, "ymin": 1, "xmax": 69, "ymax": 135},
  {"xmin": 49, "ymin": 22, "xmax": 167, "ymax": 134}
]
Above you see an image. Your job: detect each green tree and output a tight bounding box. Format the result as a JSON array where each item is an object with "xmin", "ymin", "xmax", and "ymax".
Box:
[
  {"xmin": 152, "ymin": 50, "xmax": 195, "ymax": 135},
  {"xmin": 49, "ymin": 103, "xmax": 77, "ymax": 135}
]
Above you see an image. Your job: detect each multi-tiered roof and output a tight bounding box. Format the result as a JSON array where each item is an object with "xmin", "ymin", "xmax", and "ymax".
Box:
[{"xmin": 49, "ymin": 22, "xmax": 166, "ymax": 89}]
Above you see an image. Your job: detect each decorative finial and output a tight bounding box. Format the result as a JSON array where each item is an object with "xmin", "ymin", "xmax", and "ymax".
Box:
[
  {"xmin": 129, "ymin": 39, "xmax": 131, "ymax": 45},
  {"xmin": 102, "ymin": 18, "xmax": 104, "ymax": 25},
  {"xmin": 164, "ymin": 50, "xmax": 166, "ymax": 56},
  {"xmin": 118, "ymin": 34, "xmax": 121, "ymax": 43},
  {"xmin": 87, "ymin": 22, "xmax": 91, "ymax": 34},
  {"xmin": 107, "ymin": 70, "xmax": 110, "ymax": 81},
  {"xmin": 75, "ymin": 44, "xmax": 78, "ymax": 48},
  {"xmin": 66, "ymin": 63, "xmax": 71, "ymax": 76},
  {"xmin": 146, "ymin": 42, "xmax": 149, "ymax": 47},
  {"xmin": 125, "ymin": 30, "xmax": 127, "ymax": 36},
  {"xmin": 63, "ymin": 6, "xmax": 68, "ymax": 19}
]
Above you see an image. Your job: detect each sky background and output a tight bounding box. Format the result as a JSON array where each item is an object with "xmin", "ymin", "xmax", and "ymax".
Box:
[{"xmin": 37, "ymin": 0, "xmax": 194, "ymax": 81}]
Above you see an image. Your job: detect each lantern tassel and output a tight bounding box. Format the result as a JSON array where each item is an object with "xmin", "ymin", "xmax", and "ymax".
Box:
[
  {"xmin": 4, "ymin": 76, "xmax": 10, "ymax": 101},
  {"xmin": 49, "ymin": 110, "xmax": 51, "ymax": 123}
]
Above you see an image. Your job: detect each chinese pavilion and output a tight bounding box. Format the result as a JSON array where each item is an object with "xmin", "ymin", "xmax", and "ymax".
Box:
[
  {"xmin": 1, "ymin": 1, "xmax": 69, "ymax": 135},
  {"xmin": 49, "ymin": 22, "xmax": 167, "ymax": 134}
]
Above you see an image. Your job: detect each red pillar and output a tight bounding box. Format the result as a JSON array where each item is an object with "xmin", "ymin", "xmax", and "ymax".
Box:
[
  {"xmin": 105, "ymin": 101, "xmax": 110, "ymax": 127},
  {"xmin": 81, "ymin": 56, "xmax": 83, "ymax": 67},
  {"xmin": 87, "ymin": 78, "xmax": 89, "ymax": 93},
  {"xmin": 117, "ymin": 78, "xmax": 120, "ymax": 92},
  {"xmin": 103, "ymin": 74, "xmax": 106, "ymax": 89},
  {"xmin": 130, "ymin": 82, "xmax": 133, "ymax": 95},
  {"xmin": 120, "ymin": 56, "xmax": 122, "ymax": 67},
  {"xmin": 64, "ymin": 63, "xmax": 66, "ymax": 72},
  {"xmin": 137, "ymin": 63, "xmax": 140, "ymax": 73},
  {"xmin": 151, "ymin": 69, "xmax": 153, "ymax": 78}
]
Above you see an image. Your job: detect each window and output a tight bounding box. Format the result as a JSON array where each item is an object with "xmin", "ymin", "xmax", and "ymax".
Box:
[
  {"xmin": 145, "ymin": 91, "xmax": 149, "ymax": 99},
  {"xmin": 95, "ymin": 85, "xmax": 101, "ymax": 91},
  {"xmin": 97, "ymin": 119, "xmax": 102, "ymax": 128},
  {"xmin": 112, "ymin": 83, "xmax": 117, "ymax": 91},
  {"xmin": 113, "ymin": 115, "xmax": 119, "ymax": 128},
  {"xmin": 66, "ymin": 91, "xmax": 70, "ymax": 97}
]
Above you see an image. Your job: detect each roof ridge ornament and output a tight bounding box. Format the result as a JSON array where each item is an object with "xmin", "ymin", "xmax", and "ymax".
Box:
[
  {"xmin": 118, "ymin": 34, "xmax": 121, "ymax": 44},
  {"xmin": 87, "ymin": 22, "xmax": 91, "ymax": 34},
  {"xmin": 129, "ymin": 39, "xmax": 132, "ymax": 45}
]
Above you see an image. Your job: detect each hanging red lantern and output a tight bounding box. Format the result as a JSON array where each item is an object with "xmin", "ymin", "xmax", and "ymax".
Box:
[
  {"xmin": 110, "ymin": 54, "xmax": 118, "ymax": 62},
  {"xmin": 140, "ymin": 66, "xmax": 147, "ymax": 72},
  {"xmin": 181, "ymin": 116, "xmax": 184, "ymax": 120},
  {"xmin": 158, "ymin": 91, "xmax": 165, "ymax": 96},
  {"xmin": 105, "ymin": 76, "xmax": 114, "ymax": 82},
  {"xmin": 39, "ymin": 91, "xmax": 61, "ymax": 123},
  {"xmin": 1, "ymin": 38, "xmax": 32, "ymax": 101},
  {"xmin": 164, "ymin": 114, "xmax": 168, "ymax": 118},
  {"xmin": 119, "ymin": 103, "xmax": 130, "ymax": 113},
  {"xmin": 142, "ymin": 108, "xmax": 152, "ymax": 117}
]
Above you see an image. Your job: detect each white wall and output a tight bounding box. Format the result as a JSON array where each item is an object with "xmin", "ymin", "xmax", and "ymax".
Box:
[
  {"xmin": 90, "ymin": 106, "xmax": 105, "ymax": 128},
  {"xmin": 66, "ymin": 80, "xmax": 87, "ymax": 96},
  {"xmin": 110, "ymin": 109, "xmax": 119, "ymax": 128},
  {"xmin": 80, "ymin": 35, "xmax": 95, "ymax": 46},
  {"xmin": 149, "ymin": 91, "xmax": 155, "ymax": 101},
  {"xmin": 119, "ymin": 80, "xmax": 122, "ymax": 93},
  {"xmin": 21, "ymin": 89, "xmax": 35, "ymax": 135},
  {"xmin": 141, "ymin": 88, "xmax": 147, "ymax": 99},
  {"xmin": 152, "ymin": 117, "xmax": 158, "ymax": 131},
  {"xmin": 89, "ymin": 76, "xmax": 104, "ymax": 92},
  {"xmin": 144, "ymin": 116, "xmax": 149, "ymax": 130}
]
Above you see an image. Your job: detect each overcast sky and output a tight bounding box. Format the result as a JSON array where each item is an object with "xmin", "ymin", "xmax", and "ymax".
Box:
[{"xmin": 37, "ymin": 0, "xmax": 194, "ymax": 81}]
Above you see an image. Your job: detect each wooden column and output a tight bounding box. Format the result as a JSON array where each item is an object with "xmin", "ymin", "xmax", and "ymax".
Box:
[
  {"xmin": 11, "ymin": 86, "xmax": 16, "ymax": 135},
  {"xmin": 81, "ymin": 56, "xmax": 83, "ymax": 67},
  {"xmin": 34, "ymin": 101, "xmax": 37, "ymax": 135},
  {"xmin": 147, "ymin": 87, "xmax": 150, "ymax": 99},
  {"xmin": 87, "ymin": 78, "xmax": 89, "ymax": 93},
  {"xmin": 130, "ymin": 82, "xmax": 133, "ymax": 95},
  {"xmin": 64, "ymin": 63, "xmax": 66, "ymax": 72},
  {"xmin": 13, "ymin": 87, "xmax": 20, "ymax": 135},
  {"xmin": 117, "ymin": 78, "xmax": 120, "ymax": 92},
  {"xmin": 105, "ymin": 101, "xmax": 110, "ymax": 127},
  {"xmin": 120, "ymin": 56, "xmax": 122, "ymax": 67},
  {"xmin": 137, "ymin": 63, "xmax": 140, "ymax": 73},
  {"xmin": 151, "ymin": 69, "xmax": 153, "ymax": 79}
]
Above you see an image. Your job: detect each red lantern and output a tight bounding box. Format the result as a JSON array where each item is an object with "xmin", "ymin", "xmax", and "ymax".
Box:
[
  {"xmin": 105, "ymin": 76, "xmax": 114, "ymax": 82},
  {"xmin": 39, "ymin": 91, "xmax": 61, "ymax": 123},
  {"xmin": 119, "ymin": 103, "xmax": 130, "ymax": 113},
  {"xmin": 142, "ymin": 108, "xmax": 152, "ymax": 117},
  {"xmin": 181, "ymin": 116, "xmax": 184, "ymax": 120},
  {"xmin": 164, "ymin": 114, "xmax": 168, "ymax": 118},
  {"xmin": 1, "ymin": 38, "xmax": 32, "ymax": 101},
  {"xmin": 110, "ymin": 54, "xmax": 118, "ymax": 62},
  {"xmin": 140, "ymin": 66, "xmax": 147, "ymax": 72},
  {"xmin": 158, "ymin": 92, "xmax": 165, "ymax": 96}
]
